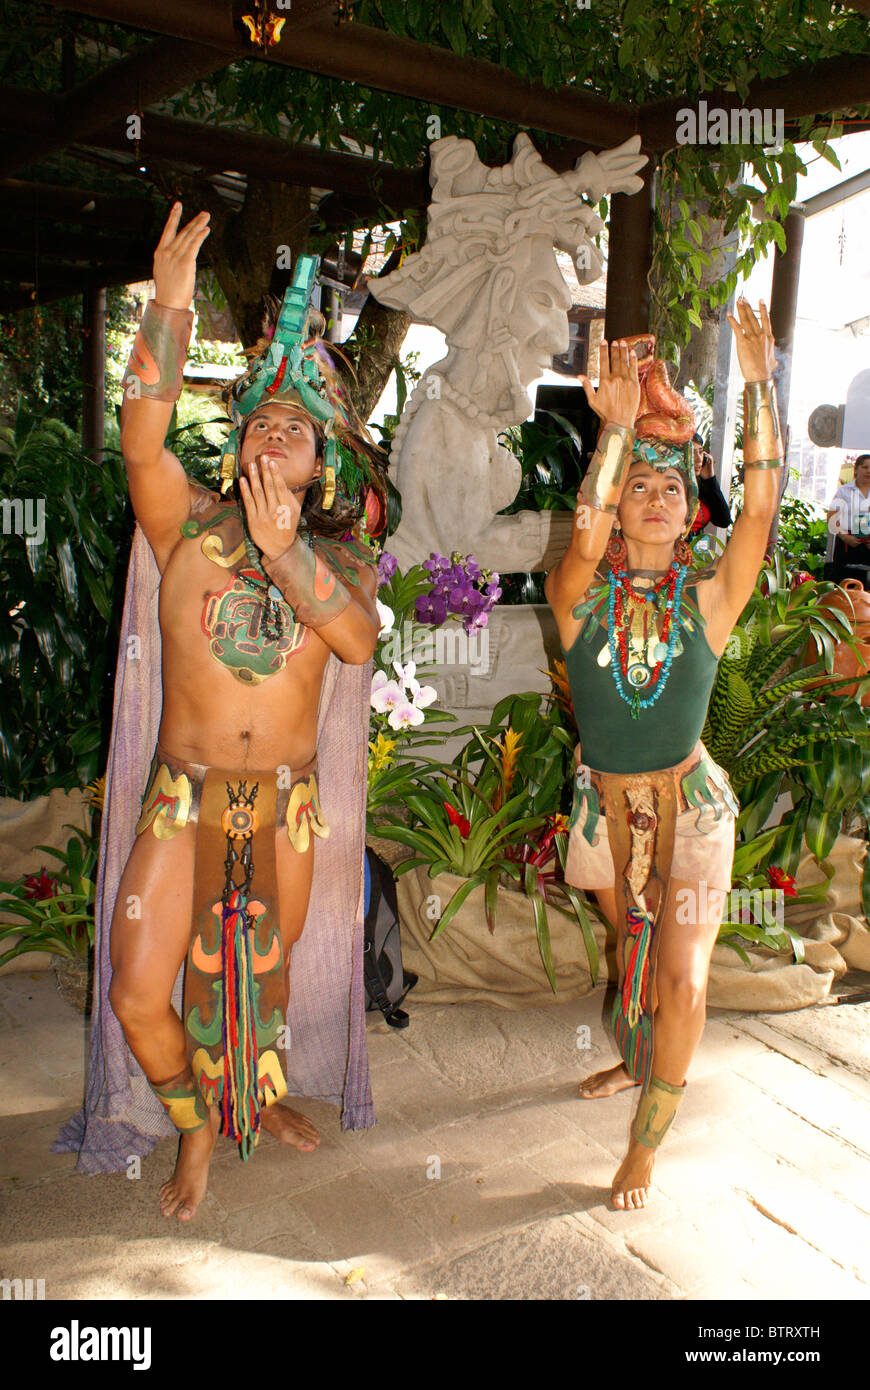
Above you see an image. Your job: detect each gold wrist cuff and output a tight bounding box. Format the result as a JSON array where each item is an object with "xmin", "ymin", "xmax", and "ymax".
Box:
[
  {"xmin": 581, "ymin": 423, "xmax": 634, "ymax": 514},
  {"xmin": 743, "ymin": 458, "xmax": 783, "ymax": 471},
  {"xmin": 743, "ymin": 379, "xmax": 783, "ymax": 465}
]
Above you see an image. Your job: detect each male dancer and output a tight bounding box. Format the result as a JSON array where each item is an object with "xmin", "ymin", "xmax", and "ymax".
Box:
[
  {"xmin": 546, "ymin": 302, "xmax": 782, "ymax": 1209},
  {"xmin": 110, "ymin": 204, "xmax": 383, "ymax": 1220}
]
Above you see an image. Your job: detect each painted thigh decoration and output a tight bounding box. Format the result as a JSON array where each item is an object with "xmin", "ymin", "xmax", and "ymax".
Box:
[{"xmin": 137, "ymin": 749, "xmax": 330, "ymax": 1159}]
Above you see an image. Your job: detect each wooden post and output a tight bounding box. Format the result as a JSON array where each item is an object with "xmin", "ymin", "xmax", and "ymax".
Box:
[
  {"xmin": 769, "ymin": 207, "xmax": 805, "ymax": 436},
  {"xmin": 768, "ymin": 207, "xmax": 805, "ymax": 544},
  {"xmin": 604, "ymin": 154, "xmax": 655, "ymax": 341},
  {"xmin": 81, "ymin": 286, "xmax": 106, "ymax": 465}
]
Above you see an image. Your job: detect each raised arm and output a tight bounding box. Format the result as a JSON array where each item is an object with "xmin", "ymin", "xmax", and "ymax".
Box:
[
  {"xmin": 241, "ymin": 456, "xmax": 380, "ymax": 665},
  {"xmin": 120, "ymin": 203, "xmax": 211, "ymax": 571},
  {"xmin": 702, "ymin": 300, "xmax": 783, "ymax": 651},
  {"xmin": 544, "ymin": 340, "xmax": 640, "ymax": 650}
]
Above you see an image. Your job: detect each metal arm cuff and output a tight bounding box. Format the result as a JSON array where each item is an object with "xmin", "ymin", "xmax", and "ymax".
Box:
[
  {"xmin": 263, "ymin": 539, "xmax": 351, "ymax": 630},
  {"xmin": 580, "ymin": 422, "xmax": 635, "ymax": 514},
  {"xmin": 742, "ymin": 379, "xmax": 783, "ymax": 466},
  {"xmin": 122, "ymin": 300, "xmax": 193, "ymax": 403}
]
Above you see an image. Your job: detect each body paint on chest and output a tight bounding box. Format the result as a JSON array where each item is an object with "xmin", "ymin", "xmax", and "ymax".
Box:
[{"xmin": 188, "ymin": 507, "xmax": 310, "ymax": 683}]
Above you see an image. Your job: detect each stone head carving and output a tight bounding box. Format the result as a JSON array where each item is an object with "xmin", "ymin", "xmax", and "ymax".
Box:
[{"xmin": 372, "ymin": 133, "xmax": 647, "ymax": 423}]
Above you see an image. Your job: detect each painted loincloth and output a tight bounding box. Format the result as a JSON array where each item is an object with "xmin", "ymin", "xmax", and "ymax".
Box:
[
  {"xmin": 565, "ymin": 741, "xmax": 738, "ymax": 1088},
  {"xmin": 136, "ymin": 745, "xmax": 329, "ymax": 1159}
]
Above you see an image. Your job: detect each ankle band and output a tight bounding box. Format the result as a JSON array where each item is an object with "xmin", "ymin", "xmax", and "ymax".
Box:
[
  {"xmin": 151, "ymin": 1065, "xmax": 210, "ymax": 1133},
  {"xmin": 631, "ymin": 1073, "xmax": 686, "ymax": 1149}
]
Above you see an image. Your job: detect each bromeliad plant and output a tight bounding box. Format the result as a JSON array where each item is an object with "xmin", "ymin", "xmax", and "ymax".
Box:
[
  {"xmin": 717, "ymin": 827, "xmax": 832, "ymax": 966},
  {"xmin": 506, "ymin": 816, "xmax": 607, "ymax": 991},
  {"xmin": 701, "ymin": 550, "xmax": 870, "ymax": 910},
  {"xmin": 371, "ymin": 685, "xmax": 604, "ymax": 990},
  {"xmin": 0, "ymin": 825, "xmax": 97, "ymax": 968}
]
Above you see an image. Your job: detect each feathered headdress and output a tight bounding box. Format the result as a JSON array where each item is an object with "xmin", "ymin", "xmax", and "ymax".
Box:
[{"xmin": 221, "ymin": 253, "xmax": 387, "ymax": 536}]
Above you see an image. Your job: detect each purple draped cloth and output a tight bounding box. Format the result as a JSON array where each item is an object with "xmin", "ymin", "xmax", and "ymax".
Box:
[{"xmin": 55, "ymin": 526, "xmax": 374, "ymax": 1173}]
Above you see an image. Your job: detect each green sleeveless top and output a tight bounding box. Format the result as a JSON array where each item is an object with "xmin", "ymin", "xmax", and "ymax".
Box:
[{"xmin": 563, "ymin": 576, "xmax": 719, "ymax": 773}]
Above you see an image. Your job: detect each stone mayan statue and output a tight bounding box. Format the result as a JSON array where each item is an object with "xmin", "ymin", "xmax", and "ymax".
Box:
[{"xmin": 371, "ymin": 132, "xmax": 647, "ymax": 572}]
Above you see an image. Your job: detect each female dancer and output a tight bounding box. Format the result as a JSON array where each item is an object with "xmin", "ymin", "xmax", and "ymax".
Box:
[{"xmin": 545, "ymin": 301, "xmax": 783, "ymax": 1209}]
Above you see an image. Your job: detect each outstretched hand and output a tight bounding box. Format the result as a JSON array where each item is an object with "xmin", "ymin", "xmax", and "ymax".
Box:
[
  {"xmin": 578, "ymin": 340, "xmax": 641, "ymax": 431},
  {"xmin": 239, "ymin": 460, "xmax": 302, "ymax": 562},
  {"xmin": 727, "ymin": 298, "xmax": 776, "ymax": 383},
  {"xmin": 153, "ymin": 202, "xmax": 210, "ymax": 311}
]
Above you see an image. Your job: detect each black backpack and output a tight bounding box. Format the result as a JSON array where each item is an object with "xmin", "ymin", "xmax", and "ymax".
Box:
[{"xmin": 363, "ymin": 848, "xmax": 417, "ymax": 1028}]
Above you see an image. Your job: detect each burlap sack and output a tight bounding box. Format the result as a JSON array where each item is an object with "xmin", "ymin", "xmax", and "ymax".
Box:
[
  {"xmin": 397, "ymin": 835, "xmax": 870, "ymax": 1013},
  {"xmin": 396, "ymin": 865, "xmax": 610, "ymax": 1008},
  {"xmin": 0, "ymin": 788, "xmax": 90, "ymax": 975},
  {"xmin": 788, "ymin": 833, "xmax": 870, "ymax": 972}
]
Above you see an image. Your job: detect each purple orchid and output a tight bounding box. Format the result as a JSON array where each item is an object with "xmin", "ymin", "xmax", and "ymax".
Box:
[
  {"xmin": 415, "ymin": 551, "xmax": 502, "ymax": 635},
  {"xmin": 377, "ymin": 551, "xmax": 398, "ymax": 586}
]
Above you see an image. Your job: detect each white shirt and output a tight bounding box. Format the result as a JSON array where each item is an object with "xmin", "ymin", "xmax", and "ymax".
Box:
[{"xmin": 829, "ymin": 482, "xmax": 870, "ymax": 541}]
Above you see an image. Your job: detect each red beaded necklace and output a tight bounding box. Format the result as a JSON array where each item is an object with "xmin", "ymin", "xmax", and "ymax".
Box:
[{"xmin": 612, "ymin": 564, "xmax": 679, "ymax": 693}]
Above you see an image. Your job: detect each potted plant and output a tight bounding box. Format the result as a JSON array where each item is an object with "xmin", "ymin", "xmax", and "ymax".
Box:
[{"xmin": 370, "ymin": 690, "xmax": 607, "ymax": 991}]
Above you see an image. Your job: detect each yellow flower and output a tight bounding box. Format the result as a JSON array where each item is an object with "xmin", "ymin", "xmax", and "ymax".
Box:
[
  {"xmin": 500, "ymin": 727, "xmax": 523, "ymax": 797},
  {"xmin": 545, "ymin": 660, "xmax": 575, "ymax": 720},
  {"xmin": 368, "ymin": 735, "xmax": 396, "ymax": 777},
  {"xmin": 83, "ymin": 776, "xmax": 106, "ymax": 810}
]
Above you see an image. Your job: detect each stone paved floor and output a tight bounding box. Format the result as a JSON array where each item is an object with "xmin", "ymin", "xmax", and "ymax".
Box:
[{"xmin": 1, "ymin": 969, "xmax": 869, "ymax": 1301}]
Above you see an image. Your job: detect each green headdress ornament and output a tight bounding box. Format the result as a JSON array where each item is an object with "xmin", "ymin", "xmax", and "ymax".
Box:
[
  {"xmin": 631, "ymin": 437, "xmax": 699, "ymax": 530},
  {"xmin": 220, "ymin": 254, "xmax": 385, "ymax": 531}
]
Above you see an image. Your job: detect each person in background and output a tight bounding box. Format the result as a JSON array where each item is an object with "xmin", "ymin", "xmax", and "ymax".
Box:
[
  {"xmin": 689, "ymin": 433, "xmax": 732, "ymax": 538},
  {"xmin": 826, "ymin": 454, "xmax": 870, "ymax": 583}
]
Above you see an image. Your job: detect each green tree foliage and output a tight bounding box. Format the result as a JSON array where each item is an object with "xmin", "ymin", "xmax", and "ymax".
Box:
[{"xmin": 6, "ymin": 2, "xmax": 866, "ymax": 364}]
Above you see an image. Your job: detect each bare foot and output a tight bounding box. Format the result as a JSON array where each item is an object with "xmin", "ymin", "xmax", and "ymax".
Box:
[
  {"xmin": 578, "ymin": 1062, "xmax": 640, "ymax": 1100},
  {"xmin": 260, "ymin": 1102, "xmax": 320, "ymax": 1152},
  {"xmin": 610, "ymin": 1140, "xmax": 656, "ymax": 1210},
  {"xmin": 159, "ymin": 1105, "xmax": 220, "ymax": 1222}
]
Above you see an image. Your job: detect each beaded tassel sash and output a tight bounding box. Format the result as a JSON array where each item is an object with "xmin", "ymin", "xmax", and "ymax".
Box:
[
  {"xmin": 601, "ymin": 767, "xmax": 678, "ymax": 1087},
  {"xmin": 186, "ymin": 770, "xmax": 287, "ymax": 1160}
]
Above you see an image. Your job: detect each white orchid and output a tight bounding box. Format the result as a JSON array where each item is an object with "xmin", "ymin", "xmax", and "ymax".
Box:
[
  {"xmin": 370, "ymin": 669, "xmax": 405, "ymax": 715},
  {"xmin": 391, "ymin": 659, "xmax": 437, "ymax": 709},
  {"xmin": 387, "ymin": 699, "xmax": 425, "ymax": 731},
  {"xmin": 375, "ymin": 598, "xmax": 395, "ymax": 639}
]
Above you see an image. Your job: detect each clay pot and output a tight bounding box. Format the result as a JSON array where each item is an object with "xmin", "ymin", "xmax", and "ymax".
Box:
[
  {"xmin": 818, "ymin": 578, "xmax": 870, "ymax": 636},
  {"xmin": 804, "ymin": 579, "xmax": 870, "ymax": 706}
]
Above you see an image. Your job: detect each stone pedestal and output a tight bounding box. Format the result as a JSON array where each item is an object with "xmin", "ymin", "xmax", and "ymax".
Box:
[{"xmin": 415, "ymin": 603, "xmax": 564, "ymax": 758}]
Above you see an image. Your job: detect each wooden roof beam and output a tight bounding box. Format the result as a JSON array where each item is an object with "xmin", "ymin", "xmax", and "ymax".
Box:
[
  {"xmin": 0, "ymin": 226, "xmax": 154, "ymax": 266},
  {"xmin": 37, "ymin": 0, "xmax": 639, "ymax": 146},
  {"xmin": 0, "ymin": 85, "xmax": 429, "ymax": 209},
  {"xmin": 0, "ymin": 177, "xmax": 154, "ymax": 228},
  {"xmin": 641, "ymin": 52, "xmax": 870, "ymax": 149},
  {"xmin": 0, "ymin": 39, "xmax": 236, "ymax": 178},
  {"xmin": 0, "ymin": 260, "xmax": 153, "ymax": 311}
]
